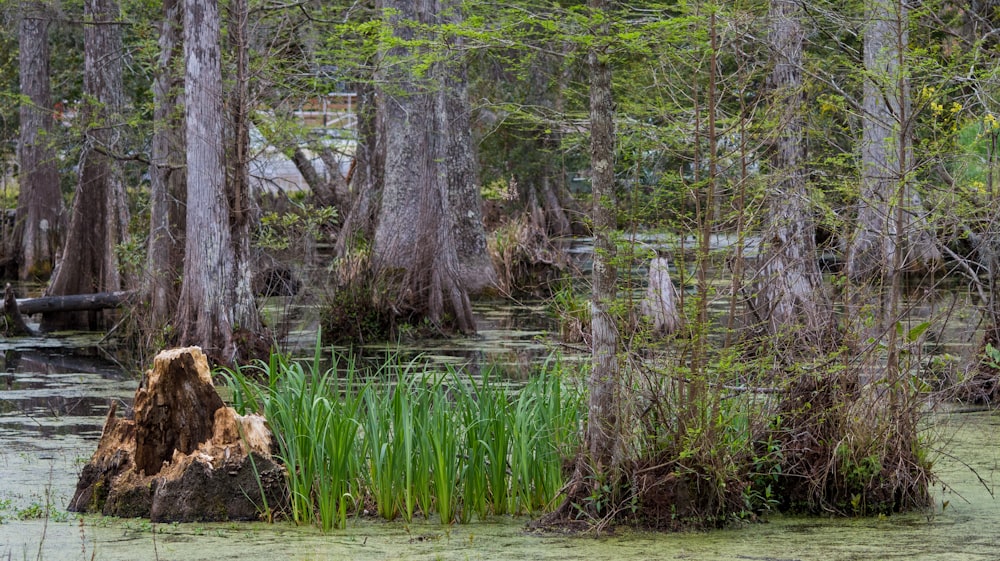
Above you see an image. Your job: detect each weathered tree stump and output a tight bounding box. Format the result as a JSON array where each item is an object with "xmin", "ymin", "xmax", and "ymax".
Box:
[
  {"xmin": 69, "ymin": 347, "xmax": 287, "ymax": 522},
  {"xmin": 133, "ymin": 348, "xmax": 226, "ymax": 476},
  {"xmin": 3, "ymin": 283, "xmax": 36, "ymax": 336},
  {"xmin": 640, "ymin": 257, "xmax": 680, "ymax": 335}
]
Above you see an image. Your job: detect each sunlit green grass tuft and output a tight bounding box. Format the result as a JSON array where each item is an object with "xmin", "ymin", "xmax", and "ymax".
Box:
[{"xmin": 223, "ymin": 349, "xmax": 584, "ymax": 530}]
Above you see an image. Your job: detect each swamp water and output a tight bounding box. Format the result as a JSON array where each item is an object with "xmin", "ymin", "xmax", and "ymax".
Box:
[
  {"xmin": 1, "ymin": 258, "xmax": 998, "ymax": 560},
  {"xmin": 2, "ymin": 344, "xmax": 1000, "ymax": 560}
]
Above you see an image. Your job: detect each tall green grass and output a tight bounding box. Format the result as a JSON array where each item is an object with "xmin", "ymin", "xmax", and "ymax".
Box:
[{"xmin": 222, "ymin": 349, "xmax": 584, "ymax": 529}]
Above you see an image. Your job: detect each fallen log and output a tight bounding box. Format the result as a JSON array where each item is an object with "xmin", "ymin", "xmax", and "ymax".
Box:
[
  {"xmin": 15, "ymin": 289, "xmax": 134, "ymax": 315},
  {"xmin": 3, "ymin": 284, "xmax": 134, "ymax": 336}
]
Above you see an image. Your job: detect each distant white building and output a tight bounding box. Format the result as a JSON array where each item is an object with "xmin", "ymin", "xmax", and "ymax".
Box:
[{"xmin": 249, "ymin": 93, "xmax": 356, "ymax": 196}]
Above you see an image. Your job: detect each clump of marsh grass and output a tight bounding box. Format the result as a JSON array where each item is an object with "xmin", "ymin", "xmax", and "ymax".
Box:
[
  {"xmin": 224, "ymin": 348, "xmax": 364, "ymax": 529},
  {"xmin": 487, "ymin": 214, "xmax": 570, "ymax": 298},
  {"xmin": 222, "ymin": 346, "xmax": 584, "ymax": 529}
]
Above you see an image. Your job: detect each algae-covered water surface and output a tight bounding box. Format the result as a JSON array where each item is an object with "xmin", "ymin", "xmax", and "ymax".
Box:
[{"xmin": 3, "ymin": 343, "xmax": 1000, "ymax": 560}]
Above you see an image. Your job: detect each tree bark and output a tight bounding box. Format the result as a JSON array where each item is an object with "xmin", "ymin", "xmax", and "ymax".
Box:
[
  {"xmin": 12, "ymin": 288, "xmax": 133, "ymax": 315},
  {"xmin": 536, "ymin": 5, "xmax": 620, "ymax": 523},
  {"xmin": 582, "ymin": 0, "xmax": 621, "ymax": 506},
  {"xmin": 753, "ymin": 0, "xmax": 832, "ymax": 351},
  {"xmin": 371, "ymin": 0, "xmax": 495, "ymax": 331},
  {"xmin": 373, "ymin": 0, "xmax": 429, "ymax": 272},
  {"xmin": 42, "ymin": 0, "xmax": 129, "ymax": 331},
  {"xmin": 291, "ymin": 147, "xmax": 342, "ymax": 209},
  {"xmin": 3, "ymin": 283, "xmax": 36, "ymax": 336},
  {"xmin": 334, "ymin": 81, "xmax": 382, "ymax": 257},
  {"xmin": 175, "ymin": 0, "xmax": 261, "ymax": 363},
  {"xmin": 847, "ymin": 0, "xmax": 939, "ymax": 284},
  {"xmin": 438, "ymin": 27, "xmax": 496, "ymax": 293},
  {"xmin": 13, "ymin": 0, "xmax": 63, "ymax": 281},
  {"xmin": 531, "ymin": 45, "xmax": 576, "ymax": 239},
  {"xmin": 225, "ymin": 0, "xmax": 263, "ymax": 342},
  {"xmin": 146, "ymin": 0, "xmax": 186, "ymax": 326}
]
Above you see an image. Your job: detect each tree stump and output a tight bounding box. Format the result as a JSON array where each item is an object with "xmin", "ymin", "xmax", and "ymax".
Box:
[
  {"xmin": 640, "ymin": 257, "xmax": 680, "ymax": 335},
  {"xmin": 3, "ymin": 283, "xmax": 36, "ymax": 336},
  {"xmin": 69, "ymin": 347, "xmax": 287, "ymax": 522},
  {"xmin": 134, "ymin": 348, "xmax": 225, "ymax": 476}
]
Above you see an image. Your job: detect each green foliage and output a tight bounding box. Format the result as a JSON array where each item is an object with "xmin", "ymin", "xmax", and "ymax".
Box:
[
  {"xmin": 223, "ymin": 346, "xmax": 585, "ymax": 529},
  {"xmin": 0, "ymin": 495, "xmax": 69, "ymax": 523},
  {"xmin": 983, "ymin": 343, "xmax": 1000, "ymax": 370},
  {"xmin": 896, "ymin": 320, "xmax": 932, "ymax": 344},
  {"xmin": 481, "ymin": 177, "xmax": 518, "ymax": 203},
  {"xmin": 255, "ymin": 201, "xmax": 337, "ymax": 253},
  {"xmin": 0, "ymin": 12, "xmax": 18, "ymax": 164},
  {"xmin": 546, "ymin": 279, "xmax": 589, "ymax": 343}
]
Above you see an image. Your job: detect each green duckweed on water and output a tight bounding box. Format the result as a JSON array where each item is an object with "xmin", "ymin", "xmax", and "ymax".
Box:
[{"xmin": 2, "ymin": 408, "xmax": 999, "ymax": 561}]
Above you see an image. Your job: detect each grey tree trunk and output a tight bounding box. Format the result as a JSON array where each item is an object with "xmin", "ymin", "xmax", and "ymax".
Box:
[
  {"xmin": 521, "ymin": 47, "xmax": 575, "ymax": 239},
  {"xmin": 372, "ymin": 0, "xmax": 427, "ymax": 274},
  {"xmin": 175, "ymin": 0, "xmax": 259, "ymax": 362},
  {"xmin": 334, "ymin": 81, "xmax": 382, "ymax": 258},
  {"xmin": 42, "ymin": 0, "xmax": 129, "ymax": 331},
  {"xmin": 372, "ymin": 0, "xmax": 495, "ymax": 331},
  {"xmin": 437, "ymin": 7, "xmax": 495, "ymax": 294},
  {"xmin": 146, "ymin": 0, "xmax": 185, "ymax": 326},
  {"xmin": 224, "ymin": 0, "xmax": 262, "ymax": 342},
  {"xmin": 14, "ymin": 0, "xmax": 63, "ymax": 281},
  {"xmin": 585, "ymin": 0, "xmax": 621, "ymax": 488},
  {"xmin": 847, "ymin": 0, "xmax": 939, "ymax": 283},
  {"xmin": 753, "ymin": 0, "xmax": 832, "ymax": 351},
  {"xmin": 539, "ymin": 4, "xmax": 621, "ymax": 521}
]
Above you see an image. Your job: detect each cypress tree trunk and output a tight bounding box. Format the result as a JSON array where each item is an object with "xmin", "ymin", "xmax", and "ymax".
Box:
[
  {"xmin": 373, "ymin": 0, "xmax": 427, "ymax": 274},
  {"xmin": 146, "ymin": 0, "xmax": 185, "ymax": 326},
  {"xmin": 13, "ymin": 0, "xmax": 63, "ymax": 281},
  {"xmin": 175, "ymin": 0, "xmax": 261, "ymax": 362},
  {"xmin": 586, "ymin": 0, "xmax": 620, "ymax": 481},
  {"xmin": 334, "ymin": 81, "xmax": 383, "ymax": 258},
  {"xmin": 224, "ymin": 0, "xmax": 261, "ymax": 341},
  {"xmin": 541, "ymin": 1, "xmax": 621, "ymax": 522},
  {"xmin": 371, "ymin": 0, "xmax": 495, "ymax": 331},
  {"xmin": 43, "ymin": 0, "xmax": 129, "ymax": 331},
  {"xmin": 437, "ymin": 18, "xmax": 496, "ymax": 293},
  {"xmin": 848, "ymin": 0, "xmax": 939, "ymax": 284},
  {"xmin": 753, "ymin": 0, "xmax": 832, "ymax": 351}
]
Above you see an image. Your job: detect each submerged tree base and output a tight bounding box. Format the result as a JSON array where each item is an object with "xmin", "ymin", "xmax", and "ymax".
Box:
[
  {"xmin": 531, "ymin": 352, "xmax": 935, "ymax": 533},
  {"xmin": 768, "ymin": 372, "xmax": 932, "ymax": 516}
]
